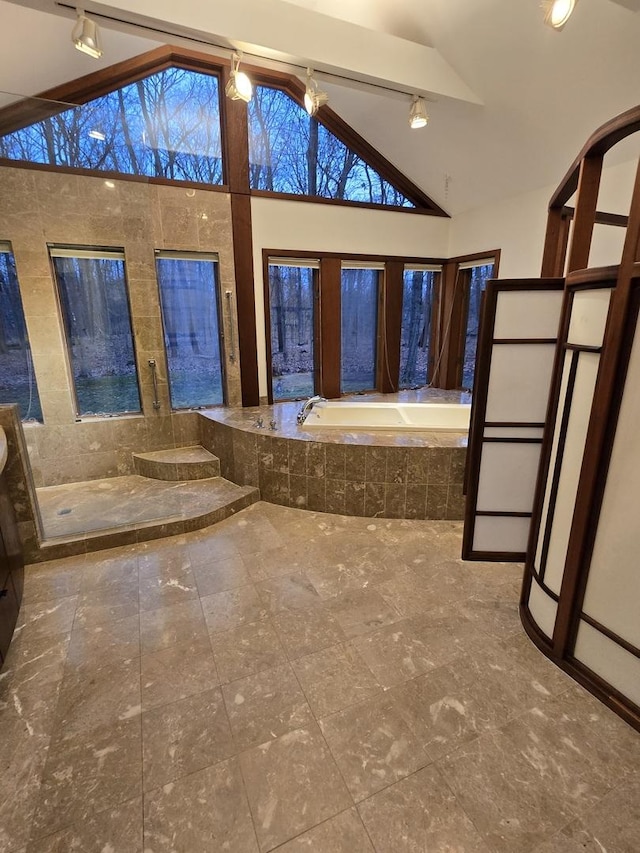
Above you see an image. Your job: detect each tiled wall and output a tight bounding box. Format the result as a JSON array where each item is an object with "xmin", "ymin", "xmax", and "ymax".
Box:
[
  {"xmin": 0, "ymin": 165, "xmax": 241, "ymax": 485},
  {"xmin": 200, "ymin": 416, "xmax": 466, "ymax": 520}
]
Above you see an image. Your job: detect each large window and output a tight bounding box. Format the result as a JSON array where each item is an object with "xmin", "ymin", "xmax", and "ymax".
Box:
[
  {"xmin": 156, "ymin": 252, "xmax": 224, "ymax": 409},
  {"xmin": 248, "ymin": 86, "xmax": 414, "ymax": 207},
  {"xmin": 0, "ymin": 69, "xmax": 223, "ymax": 184},
  {"xmin": 341, "ymin": 264, "xmax": 380, "ymax": 393},
  {"xmin": 51, "ymin": 247, "xmax": 141, "ymax": 416},
  {"xmin": 461, "ymin": 261, "xmax": 495, "ymax": 390},
  {"xmin": 399, "ymin": 266, "xmax": 439, "ymax": 389},
  {"xmin": 0, "ymin": 243, "xmax": 42, "ymax": 421},
  {"xmin": 268, "ymin": 259, "xmax": 317, "ymax": 401}
]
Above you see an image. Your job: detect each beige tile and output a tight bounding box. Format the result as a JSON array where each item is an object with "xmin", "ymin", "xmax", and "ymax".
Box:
[
  {"xmin": 143, "ymin": 758, "xmax": 258, "ymax": 852},
  {"xmin": 22, "ymin": 558, "xmax": 84, "ymax": 605},
  {"xmin": 28, "ymin": 797, "xmax": 143, "ymax": 852},
  {"xmin": 201, "ymin": 585, "xmax": 269, "ymax": 634},
  {"xmin": 272, "ymin": 605, "xmax": 347, "ymax": 660},
  {"xmin": 255, "ymin": 573, "xmax": 323, "ymax": 614},
  {"xmin": 192, "ymin": 553, "xmax": 250, "ymax": 596},
  {"xmin": 212, "ymin": 619, "xmax": 287, "ymax": 683},
  {"xmin": 438, "ymin": 729, "xmax": 575, "ymax": 853},
  {"xmin": 292, "ymin": 643, "xmax": 381, "ymax": 718},
  {"xmin": 14, "ymin": 597, "xmax": 78, "ymax": 642},
  {"xmin": 142, "ymin": 687, "xmax": 234, "ymax": 790},
  {"xmin": 274, "ymin": 808, "xmax": 374, "ymax": 853},
  {"xmin": 320, "ymin": 694, "xmax": 430, "ymax": 801},
  {"xmin": 138, "ymin": 564, "xmax": 199, "ymax": 612},
  {"xmin": 33, "ymin": 719, "xmax": 142, "ymax": 839},
  {"xmin": 53, "ymin": 657, "xmax": 141, "ymax": 742},
  {"xmin": 140, "ymin": 639, "xmax": 219, "ymax": 710},
  {"xmin": 139, "ymin": 599, "xmax": 208, "ymax": 654},
  {"xmin": 325, "ymin": 588, "xmax": 401, "ymax": 638},
  {"xmin": 67, "ymin": 613, "xmax": 141, "ymax": 664},
  {"xmin": 350, "ymin": 616, "xmax": 455, "ymax": 689},
  {"xmin": 358, "ymin": 764, "xmax": 491, "ymax": 853},
  {"xmin": 240, "ymin": 726, "xmax": 351, "ymax": 852},
  {"xmin": 223, "ymin": 663, "xmax": 315, "ymax": 751}
]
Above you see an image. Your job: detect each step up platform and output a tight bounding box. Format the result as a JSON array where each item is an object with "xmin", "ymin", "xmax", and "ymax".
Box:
[
  {"xmin": 34, "ymin": 474, "xmax": 259, "ymax": 561},
  {"xmin": 133, "ymin": 445, "xmax": 220, "ymax": 481}
]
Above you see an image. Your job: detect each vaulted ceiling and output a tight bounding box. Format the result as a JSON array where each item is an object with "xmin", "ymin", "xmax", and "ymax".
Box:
[{"xmin": 2, "ymin": 0, "xmax": 640, "ymax": 215}]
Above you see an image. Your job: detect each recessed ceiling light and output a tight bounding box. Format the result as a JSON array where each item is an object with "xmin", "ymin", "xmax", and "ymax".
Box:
[
  {"xmin": 104, "ymin": 180, "xmax": 115, "ymax": 189},
  {"xmin": 88, "ymin": 129, "xmax": 105, "ymax": 141}
]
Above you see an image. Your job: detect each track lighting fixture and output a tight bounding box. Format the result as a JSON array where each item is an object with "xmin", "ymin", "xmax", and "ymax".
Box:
[
  {"xmin": 304, "ymin": 69, "xmax": 329, "ymax": 116},
  {"xmin": 408, "ymin": 96, "xmax": 428, "ymax": 129},
  {"xmin": 542, "ymin": 0, "xmax": 578, "ymax": 30},
  {"xmin": 225, "ymin": 53, "xmax": 253, "ymax": 103},
  {"xmin": 72, "ymin": 9, "xmax": 103, "ymax": 58}
]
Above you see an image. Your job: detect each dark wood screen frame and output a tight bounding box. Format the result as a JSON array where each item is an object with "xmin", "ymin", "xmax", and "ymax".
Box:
[{"xmin": 463, "ymin": 278, "xmax": 564, "ymax": 562}]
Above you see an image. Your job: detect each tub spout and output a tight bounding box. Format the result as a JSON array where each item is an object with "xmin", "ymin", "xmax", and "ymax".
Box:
[{"xmin": 297, "ymin": 395, "xmax": 325, "ymax": 425}]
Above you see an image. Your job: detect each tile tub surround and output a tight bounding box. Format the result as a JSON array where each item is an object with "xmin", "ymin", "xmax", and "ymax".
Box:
[
  {"xmin": 198, "ymin": 392, "xmax": 468, "ymax": 520},
  {"xmin": 3, "ymin": 502, "xmax": 640, "ymax": 852}
]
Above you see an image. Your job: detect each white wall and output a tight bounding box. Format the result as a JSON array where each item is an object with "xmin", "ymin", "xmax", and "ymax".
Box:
[
  {"xmin": 448, "ymin": 159, "xmax": 638, "ymax": 279},
  {"xmin": 251, "ymin": 197, "xmax": 450, "ymax": 396}
]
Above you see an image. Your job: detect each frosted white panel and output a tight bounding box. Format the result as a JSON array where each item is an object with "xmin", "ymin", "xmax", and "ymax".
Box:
[
  {"xmin": 534, "ymin": 350, "xmax": 573, "ymax": 571},
  {"xmin": 543, "ymin": 353, "xmax": 600, "ymax": 595},
  {"xmin": 567, "ymin": 288, "xmax": 611, "ymax": 347},
  {"xmin": 476, "ymin": 442, "xmax": 541, "ymax": 512},
  {"xmin": 583, "ymin": 323, "xmax": 640, "ymax": 648},
  {"xmin": 575, "ymin": 622, "xmax": 640, "ymax": 708},
  {"xmin": 493, "ymin": 290, "xmax": 564, "ymax": 339},
  {"xmin": 484, "ymin": 427, "xmax": 544, "ymax": 439},
  {"xmin": 528, "ymin": 580, "xmax": 557, "ymax": 640},
  {"xmin": 485, "ymin": 344, "xmax": 556, "ymax": 423},
  {"xmin": 473, "ymin": 516, "xmax": 531, "ymax": 553}
]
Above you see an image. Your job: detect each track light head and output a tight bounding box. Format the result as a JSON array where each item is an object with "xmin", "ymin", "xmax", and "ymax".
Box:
[
  {"xmin": 72, "ymin": 9, "xmax": 102, "ymax": 58},
  {"xmin": 304, "ymin": 69, "xmax": 329, "ymax": 116},
  {"xmin": 409, "ymin": 96, "xmax": 428, "ymax": 129},
  {"xmin": 542, "ymin": 0, "xmax": 578, "ymax": 30},
  {"xmin": 225, "ymin": 52, "xmax": 253, "ymax": 103}
]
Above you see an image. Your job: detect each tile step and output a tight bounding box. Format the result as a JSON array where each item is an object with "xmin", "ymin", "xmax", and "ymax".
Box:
[{"xmin": 133, "ymin": 445, "xmax": 220, "ymax": 481}]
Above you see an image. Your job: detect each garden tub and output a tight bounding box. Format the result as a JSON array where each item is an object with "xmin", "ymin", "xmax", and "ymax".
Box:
[{"xmin": 302, "ymin": 401, "xmax": 471, "ymax": 431}]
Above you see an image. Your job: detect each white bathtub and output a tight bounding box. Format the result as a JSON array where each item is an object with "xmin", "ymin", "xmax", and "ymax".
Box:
[{"xmin": 302, "ymin": 401, "xmax": 471, "ymax": 431}]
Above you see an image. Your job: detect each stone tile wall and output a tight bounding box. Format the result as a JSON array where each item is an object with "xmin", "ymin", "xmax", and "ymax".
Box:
[
  {"xmin": 0, "ymin": 165, "xmax": 241, "ymax": 485},
  {"xmin": 199, "ymin": 415, "xmax": 466, "ymax": 520}
]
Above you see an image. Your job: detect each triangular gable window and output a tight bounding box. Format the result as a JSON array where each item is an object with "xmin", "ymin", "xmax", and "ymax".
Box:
[
  {"xmin": 249, "ymin": 85, "xmax": 414, "ymax": 208},
  {"xmin": 0, "ymin": 68, "xmax": 223, "ymax": 184}
]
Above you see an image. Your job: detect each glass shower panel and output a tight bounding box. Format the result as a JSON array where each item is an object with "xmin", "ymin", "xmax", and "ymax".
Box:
[
  {"xmin": 0, "ymin": 242, "xmax": 42, "ymax": 421},
  {"xmin": 156, "ymin": 253, "xmax": 224, "ymax": 409},
  {"xmin": 341, "ymin": 266, "xmax": 379, "ymax": 393}
]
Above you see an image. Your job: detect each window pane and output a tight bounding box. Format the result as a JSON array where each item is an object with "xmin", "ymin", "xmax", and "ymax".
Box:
[
  {"xmin": 268, "ymin": 265, "xmax": 315, "ymax": 401},
  {"xmin": 0, "ymin": 69, "xmax": 223, "ymax": 185},
  {"xmin": 399, "ymin": 270, "xmax": 436, "ymax": 389},
  {"xmin": 462, "ymin": 263, "xmax": 494, "ymax": 390},
  {"xmin": 52, "ymin": 251, "xmax": 141, "ymax": 416},
  {"xmin": 248, "ymin": 86, "xmax": 414, "ymax": 207},
  {"xmin": 341, "ymin": 268, "xmax": 379, "ymax": 393},
  {"xmin": 156, "ymin": 256, "xmax": 224, "ymax": 409},
  {"xmin": 0, "ymin": 245, "xmax": 42, "ymax": 421}
]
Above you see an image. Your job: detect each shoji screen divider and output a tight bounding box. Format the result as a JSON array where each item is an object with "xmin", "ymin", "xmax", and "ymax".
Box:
[{"xmin": 463, "ymin": 280, "xmax": 564, "ymax": 561}]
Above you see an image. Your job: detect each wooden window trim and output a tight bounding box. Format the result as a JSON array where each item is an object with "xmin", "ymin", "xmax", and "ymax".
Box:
[{"xmin": 0, "ymin": 45, "xmax": 446, "ymax": 216}]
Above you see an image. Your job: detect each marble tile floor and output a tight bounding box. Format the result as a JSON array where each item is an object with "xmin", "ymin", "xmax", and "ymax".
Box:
[
  {"xmin": 2, "ymin": 501, "xmax": 639, "ymax": 853},
  {"xmin": 36, "ymin": 474, "xmax": 255, "ymax": 539}
]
